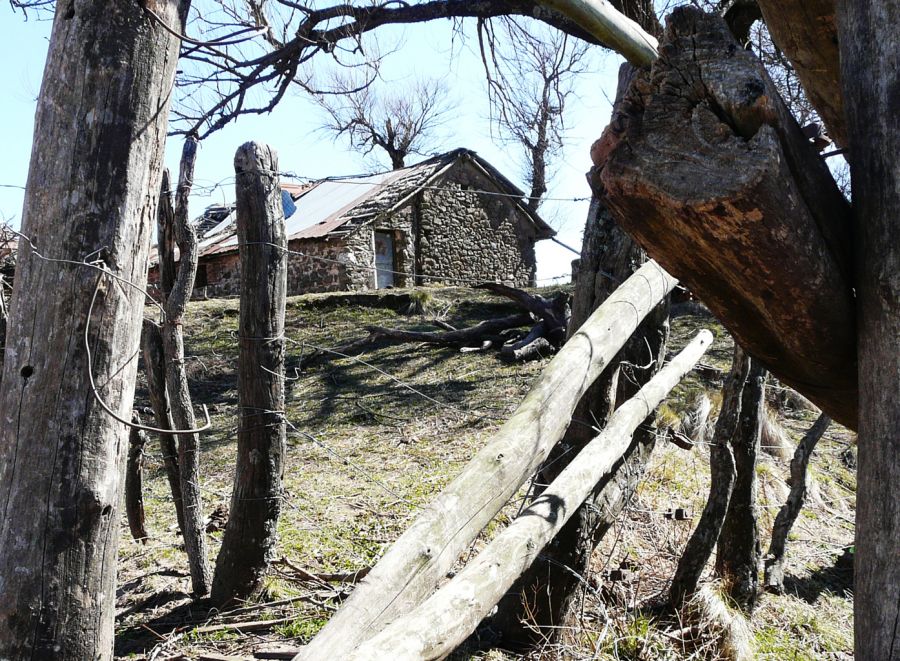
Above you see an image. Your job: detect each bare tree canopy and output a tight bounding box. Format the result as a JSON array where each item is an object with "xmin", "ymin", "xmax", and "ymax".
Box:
[
  {"xmin": 313, "ymin": 73, "xmax": 455, "ymax": 169},
  {"xmin": 478, "ymin": 16, "xmax": 591, "ymax": 210}
]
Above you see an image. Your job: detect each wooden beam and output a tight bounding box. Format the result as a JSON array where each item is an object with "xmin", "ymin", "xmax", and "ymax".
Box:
[
  {"xmin": 296, "ymin": 260, "xmax": 677, "ymax": 660},
  {"xmin": 536, "ymin": 0, "xmax": 659, "ymax": 66},
  {"xmin": 349, "ymin": 331, "xmax": 713, "ymax": 660}
]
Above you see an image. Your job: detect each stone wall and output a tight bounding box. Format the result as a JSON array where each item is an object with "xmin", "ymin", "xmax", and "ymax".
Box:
[{"xmin": 417, "ymin": 161, "xmax": 538, "ymax": 287}]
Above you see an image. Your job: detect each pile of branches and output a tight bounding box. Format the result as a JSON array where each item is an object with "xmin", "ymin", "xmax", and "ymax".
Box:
[{"xmin": 305, "ymin": 283, "xmax": 570, "ymax": 364}]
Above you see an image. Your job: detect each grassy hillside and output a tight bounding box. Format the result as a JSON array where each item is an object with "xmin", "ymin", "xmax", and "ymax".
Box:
[{"xmin": 115, "ymin": 287, "xmax": 855, "ymax": 660}]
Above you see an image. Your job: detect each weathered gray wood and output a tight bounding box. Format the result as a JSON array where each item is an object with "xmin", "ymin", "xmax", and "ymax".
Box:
[
  {"xmin": 491, "ymin": 62, "xmax": 669, "ymax": 648},
  {"xmin": 0, "ymin": 274, "xmax": 6, "ymax": 385},
  {"xmin": 141, "ymin": 318, "xmax": 186, "ymax": 536},
  {"xmin": 536, "ymin": 0, "xmax": 658, "ymax": 65},
  {"xmin": 211, "ymin": 142, "xmax": 288, "ymax": 606},
  {"xmin": 763, "ymin": 413, "xmax": 831, "ymax": 594},
  {"xmin": 598, "ymin": 7, "xmax": 856, "ymax": 428},
  {"xmin": 349, "ymin": 331, "xmax": 713, "ymax": 660},
  {"xmin": 366, "ymin": 313, "xmax": 534, "ymax": 346},
  {"xmin": 716, "ymin": 358, "xmax": 765, "ymax": 610},
  {"xmin": 297, "ymin": 260, "xmax": 677, "ymax": 660},
  {"xmin": 0, "ymin": 1, "xmax": 188, "ymax": 658},
  {"xmin": 126, "ymin": 416, "xmax": 149, "ymax": 542},
  {"xmin": 756, "ymin": 1, "xmax": 845, "ymax": 148},
  {"xmin": 160, "ymin": 137, "xmax": 211, "ymax": 596},
  {"xmin": 836, "ymin": 3, "xmax": 900, "ymax": 657},
  {"xmin": 670, "ymin": 345, "xmax": 750, "ymax": 605}
]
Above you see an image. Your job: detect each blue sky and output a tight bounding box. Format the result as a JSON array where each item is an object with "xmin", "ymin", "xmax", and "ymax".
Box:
[{"xmin": 0, "ymin": 6, "xmax": 623, "ymax": 283}]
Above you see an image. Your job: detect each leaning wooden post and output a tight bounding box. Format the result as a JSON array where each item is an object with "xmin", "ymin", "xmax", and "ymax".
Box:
[
  {"xmin": 211, "ymin": 142, "xmax": 287, "ymax": 606},
  {"xmin": 764, "ymin": 413, "xmax": 832, "ymax": 594},
  {"xmin": 298, "ymin": 260, "xmax": 677, "ymax": 660},
  {"xmin": 349, "ymin": 331, "xmax": 713, "ymax": 660}
]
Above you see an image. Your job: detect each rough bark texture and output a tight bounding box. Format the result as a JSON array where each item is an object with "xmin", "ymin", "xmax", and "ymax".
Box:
[
  {"xmin": 0, "ymin": 274, "xmax": 6, "ymax": 386},
  {"xmin": 715, "ymin": 359, "xmax": 765, "ymax": 611},
  {"xmin": 141, "ymin": 318, "xmax": 186, "ymax": 536},
  {"xmin": 0, "ymin": 2, "xmax": 187, "ymax": 658},
  {"xmin": 160, "ymin": 140, "xmax": 211, "ymax": 596},
  {"xmin": 298, "ymin": 260, "xmax": 677, "ymax": 661},
  {"xmin": 211, "ymin": 142, "xmax": 287, "ymax": 606},
  {"xmin": 755, "ymin": 0, "xmax": 845, "ymax": 148},
  {"xmin": 836, "ymin": 3, "xmax": 900, "ymax": 658},
  {"xmin": 597, "ymin": 7, "xmax": 857, "ymax": 429},
  {"xmin": 670, "ymin": 345, "xmax": 749, "ymax": 605},
  {"xmin": 125, "ymin": 418, "xmax": 149, "ymax": 542},
  {"xmin": 763, "ymin": 413, "xmax": 831, "ymax": 594},
  {"xmin": 721, "ymin": 0, "xmax": 762, "ymax": 44}
]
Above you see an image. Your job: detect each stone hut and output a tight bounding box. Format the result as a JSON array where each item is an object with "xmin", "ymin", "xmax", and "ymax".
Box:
[{"xmin": 153, "ymin": 148, "xmax": 555, "ymax": 298}]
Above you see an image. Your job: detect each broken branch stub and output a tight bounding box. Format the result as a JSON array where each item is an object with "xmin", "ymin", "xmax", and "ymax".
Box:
[
  {"xmin": 350, "ymin": 331, "xmax": 713, "ymax": 661},
  {"xmin": 597, "ymin": 7, "xmax": 857, "ymax": 428},
  {"xmin": 296, "ymin": 260, "xmax": 677, "ymax": 661}
]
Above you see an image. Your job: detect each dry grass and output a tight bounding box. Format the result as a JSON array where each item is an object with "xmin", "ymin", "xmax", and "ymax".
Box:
[{"xmin": 113, "ymin": 289, "xmax": 855, "ymax": 660}]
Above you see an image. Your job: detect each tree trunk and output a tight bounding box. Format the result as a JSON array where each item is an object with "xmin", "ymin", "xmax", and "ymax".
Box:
[
  {"xmin": 764, "ymin": 413, "xmax": 831, "ymax": 594},
  {"xmin": 160, "ymin": 139, "xmax": 211, "ymax": 596},
  {"xmin": 755, "ymin": 0, "xmax": 845, "ymax": 148},
  {"xmin": 349, "ymin": 331, "xmax": 713, "ymax": 661},
  {"xmin": 298, "ymin": 260, "xmax": 677, "ymax": 661},
  {"xmin": 715, "ymin": 359, "xmax": 765, "ymax": 611},
  {"xmin": 0, "ymin": 2, "xmax": 188, "ymax": 658},
  {"xmin": 125, "ymin": 417, "xmax": 149, "ymax": 542},
  {"xmin": 212, "ymin": 142, "xmax": 287, "ymax": 606},
  {"xmin": 597, "ymin": 7, "xmax": 857, "ymax": 429},
  {"xmin": 0, "ymin": 274, "xmax": 6, "ymax": 386},
  {"xmin": 670, "ymin": 345, "xmax": 749, "ymax": 605},
  {"xmin": 141, "ymin": 318, "xmax": 186, "ymax": 536},
  {"xmin": 835, "ymin": 3, "xmax": 900, "ymax": 658}
]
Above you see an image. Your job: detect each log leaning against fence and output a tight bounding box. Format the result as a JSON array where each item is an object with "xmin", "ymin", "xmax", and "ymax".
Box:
[
  {"xmin": 297, "ymin": 260, "xmax": 678, "ymax": 660},
  {"xmin": 596, "ymin": 7, "xmax": 857, "ymax": 429},
  {"xmin": 350, "ymin": 331, "xmax": 713, "ymax": 660},
  {"xmin": 211, "ymin": 142, "xmax": 288, "ymax": 606}
]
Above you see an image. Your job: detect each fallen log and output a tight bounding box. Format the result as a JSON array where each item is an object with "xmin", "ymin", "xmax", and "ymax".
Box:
[
  {"xmin": 597, "ymin": 7, "xmax": 857, "ymax": 428},
  {"xmin": 296, "ymin": 260, "xmax": 677, "ymax": 660},
  {"xmin": 348, "ymin": 330, "xmax": 713, "ymax": 660}
]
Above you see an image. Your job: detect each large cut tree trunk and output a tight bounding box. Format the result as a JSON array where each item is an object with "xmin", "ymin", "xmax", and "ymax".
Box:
[
  {"xmin": 835, "ymin": 3, "xmax": 900, "ymax": 658},
  {"xmin": 212, "ymin": 142, "xmax": 287, "ymax": 606},
  {"xmin": 596, "ymin": 7, "xmax": 857, "ymax": 429},
  {"xmin": 0, "ymin": 2, "xmax": 188, "ymax": 658}
]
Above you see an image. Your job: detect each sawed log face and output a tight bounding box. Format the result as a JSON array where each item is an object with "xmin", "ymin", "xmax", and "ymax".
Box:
[{"xmin": 597, "ymin": 7, "xmax": 857, "ymax": 428}]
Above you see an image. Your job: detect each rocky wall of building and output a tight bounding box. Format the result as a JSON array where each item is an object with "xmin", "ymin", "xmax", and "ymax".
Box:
[{"xmin": 417, "ymin": 161, "xmax": 538, "ymax": 287}]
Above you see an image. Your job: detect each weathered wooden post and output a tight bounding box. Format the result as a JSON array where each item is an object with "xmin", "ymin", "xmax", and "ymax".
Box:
[
  {"xmin": 211, "ymin": 142, "xmax": 287, "ymax": 606},
  {"xmin": 125, "ymin": 414, "xmax": 149, "ymax": 542}
]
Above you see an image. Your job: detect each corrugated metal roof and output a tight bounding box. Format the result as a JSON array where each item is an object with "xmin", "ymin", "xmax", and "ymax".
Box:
[{"xmin": 152, "ymin": 149, "xmax": 554, "ymax": 264}]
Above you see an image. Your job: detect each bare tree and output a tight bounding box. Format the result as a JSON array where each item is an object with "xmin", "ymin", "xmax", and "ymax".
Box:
[
  {"xmin": 478, "ymin": 16, "xmax": 591, "ymax": 210},
  {"xmin": 313, "ymin": 73, "xmax": 455, "ymax": 169}
]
